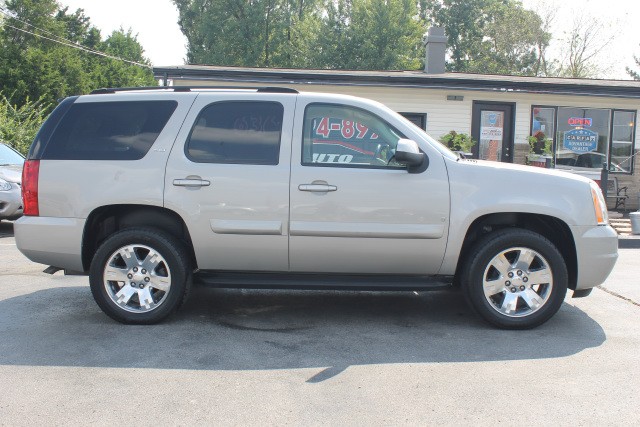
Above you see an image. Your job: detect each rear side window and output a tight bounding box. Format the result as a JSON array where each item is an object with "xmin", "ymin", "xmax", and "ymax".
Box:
[
  {"xmin": 186, "ymin": 101, "xmax": 283, "ymax": 165},
  {"xmin": 43, "ymin": 101, "xmax": 177, "ymax": 160}
]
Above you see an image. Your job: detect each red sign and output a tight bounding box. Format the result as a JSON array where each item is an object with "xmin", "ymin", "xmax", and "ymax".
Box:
[{"xmin": 568, "ymin": 117, "xmax": 592, "ymax": 127}]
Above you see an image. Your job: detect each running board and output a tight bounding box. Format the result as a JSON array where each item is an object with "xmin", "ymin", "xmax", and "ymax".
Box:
[{"xmin": 194, "ymin": 271, "xmax": 453, "ymax": 291}]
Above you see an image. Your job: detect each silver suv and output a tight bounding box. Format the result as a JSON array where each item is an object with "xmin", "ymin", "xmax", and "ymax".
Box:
[{"xmin": 15, "ymin": 87, "xmax": 618, "ymax": 329}]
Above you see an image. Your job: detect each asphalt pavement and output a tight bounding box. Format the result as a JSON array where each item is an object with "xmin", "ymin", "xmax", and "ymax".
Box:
[{"xmin": 0, "ymin": 220, "xmax": 638, "ymax": 425}]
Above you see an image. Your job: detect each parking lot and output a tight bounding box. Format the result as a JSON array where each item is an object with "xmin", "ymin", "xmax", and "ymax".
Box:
[{"xmin": 1, "ymin": 220, "xmax": 638, "ymax": 425}]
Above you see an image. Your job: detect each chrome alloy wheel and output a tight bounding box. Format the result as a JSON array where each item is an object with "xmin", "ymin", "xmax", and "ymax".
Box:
[
  {"xmin": 102, "ymin": 244, "xmax": 172, "ymax": 313},
  {"xmin": 482, "ymin": 247, "xmax": 553, "ymax": 318}
]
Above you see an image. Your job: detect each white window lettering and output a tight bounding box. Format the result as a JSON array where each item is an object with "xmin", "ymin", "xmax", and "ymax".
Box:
[
  {"xmin": 314, "ymin": 153, "xmax": 327, "ymax": 163},
  {"xmin": 338, "ymin": 155, "xmax": 353, "ymax": 163}
]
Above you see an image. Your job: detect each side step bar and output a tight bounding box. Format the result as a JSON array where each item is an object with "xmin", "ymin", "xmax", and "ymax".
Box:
[{"xmin": 194, "ymin": 271, "xmax": 453, "ymax": 291}]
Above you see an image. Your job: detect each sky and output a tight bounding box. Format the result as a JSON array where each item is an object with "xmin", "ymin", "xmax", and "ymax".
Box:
[{"xmin": 58, "ymin": 0, "xmax": 640, "ymax": 80}]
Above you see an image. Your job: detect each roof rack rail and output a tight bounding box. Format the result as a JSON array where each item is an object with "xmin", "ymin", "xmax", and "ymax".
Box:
[{"xmin": 90, "ymin": 86, "xmax": 299, "ymax": 95}]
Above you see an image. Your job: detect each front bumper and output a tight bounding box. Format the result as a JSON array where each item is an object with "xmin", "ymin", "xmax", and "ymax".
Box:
[
  {"xmin": 0, "ymin": 183, "xmax": 22, "ymax": 220},
  {"xmin": 14, "ymin": 216, "xmax": 86, "ymax": 271},
  {"xmin": 570, "ymin": 224, "xmax": 618, "ymax": 290}
]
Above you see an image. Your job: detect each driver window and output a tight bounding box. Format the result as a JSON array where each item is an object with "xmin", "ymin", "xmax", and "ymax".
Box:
[{"xmin": 302, "ymin": 103, "xmax": 405, "ymax": 168}]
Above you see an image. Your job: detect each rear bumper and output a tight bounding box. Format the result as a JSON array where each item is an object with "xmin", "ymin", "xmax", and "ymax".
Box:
[
  {"xmin": 14, "ymin": 216, "xmax": 86, "ymax": 271},
  {"xmin": 570, "ymin": 224, "xmax": 618, "ymax": 290},
  {"xmin": 0, "ymin": 185, "xmax": 22, "ymax": 219}
]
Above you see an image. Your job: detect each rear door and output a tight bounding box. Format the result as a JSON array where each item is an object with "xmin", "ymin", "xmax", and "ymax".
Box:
[{"xmin": 164, "ymin": 92, "xmax": 296, "ymax": 271}]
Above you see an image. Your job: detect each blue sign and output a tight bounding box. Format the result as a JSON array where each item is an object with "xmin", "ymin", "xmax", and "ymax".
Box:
[
  {"xmin": 488, "ymin": 113, "xmax": 497, "ymax": 125},
  {"xmin": 563, "ymin": 129, "xmax": 598, "ymax": 153}
]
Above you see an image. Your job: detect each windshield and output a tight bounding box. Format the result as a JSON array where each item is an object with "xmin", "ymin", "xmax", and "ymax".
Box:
[{"xmin": 0, "ymin": 143, "xmax": 25, "ymax": 165}]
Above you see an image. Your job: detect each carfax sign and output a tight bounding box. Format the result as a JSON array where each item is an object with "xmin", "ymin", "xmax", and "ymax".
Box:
[{"xmin": 563, "ymin": 129, "xmax": 598, "ymax": 153}]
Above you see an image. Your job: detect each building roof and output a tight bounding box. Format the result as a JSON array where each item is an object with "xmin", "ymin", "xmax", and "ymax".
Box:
[{"xmin": 153, "ymin": 65, "xmax": 640, "ymax": 99}]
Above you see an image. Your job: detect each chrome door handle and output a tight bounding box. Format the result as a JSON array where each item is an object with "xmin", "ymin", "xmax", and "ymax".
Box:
[
  {"xmin": 298, "ymin": 184, "xmax": 337, "ymax": 192},
  {"xmin": 173, "ymin": 178, "xmax": 211, "ymax": 187}
]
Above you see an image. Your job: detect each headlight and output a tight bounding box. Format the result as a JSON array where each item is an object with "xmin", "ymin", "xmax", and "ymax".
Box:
[
  {"xmin": 0, "ymin": 178, "xmax": 11, "ymax": 191},
  {"xmin": 590, "ymin": 181, "xmax": 608, "ymax": 225}
]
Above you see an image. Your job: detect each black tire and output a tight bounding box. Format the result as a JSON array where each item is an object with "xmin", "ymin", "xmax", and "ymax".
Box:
[
  {"xmin": 460, "ymin": 228, "xmax": 568, "ymax": 329},
  {"xmin": 89, "ymin": 228, "xmax": 192, "ymax": 324}
]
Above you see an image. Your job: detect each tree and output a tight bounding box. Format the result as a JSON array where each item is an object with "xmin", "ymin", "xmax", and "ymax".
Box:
[
  {"xmin": 553, "ymin": 13, "xmax": 614, "ymax": 79},
  {"xmin": 0, "ymin": 93, "xmax": 50, "ymax": 155},
  {"xmin": 173, "ymin": 0, "xmax": 321, "ymax": 68},
  {"xmin": 626, "ymin": 48, "xmax": 639, "ymax": 80},
  {"xmin": 174, "ymin": 0, "xmax": 422, "ymax": 70},
  {"xmin": 0, "ymin": 0, "xmax": 156, "ymax": 106},
  {"xmin": 424, "ymin": 0, "xmax": 550, "ymax": 75},
  {"xmin": 312, "ymin": 0, "xmax": 423, "ymax": 70}
]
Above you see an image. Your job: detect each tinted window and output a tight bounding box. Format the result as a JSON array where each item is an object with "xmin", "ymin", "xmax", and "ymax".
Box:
[
  {"xmin": 302, "ymin": 104, "xmax": 405, "ymax": 168},
  {"xmin": 186, "ymin": 102, "xmax": 283, "ymax": 165},
  {"xmin": 43, "ymin": 101, "xmax": 177, "ymax": 160}
]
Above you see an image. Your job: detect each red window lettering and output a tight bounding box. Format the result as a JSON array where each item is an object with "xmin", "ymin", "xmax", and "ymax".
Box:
[
  {"xmin": 341, "ymin": 120, "xmax": 355, "ymax": 139},
  {"xmin": 316, "ymin": 117, "xmax": 330, "ymax": 138},
  {"xmin": 356, "ymin": 123, "xmax": 368, "ymax": 139}
]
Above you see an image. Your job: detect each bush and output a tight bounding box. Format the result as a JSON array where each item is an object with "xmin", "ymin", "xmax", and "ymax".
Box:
[
  {"xmin": 440, "ymin": 130, "xmax": 476, "ymax": 153},
  {"xmin": 0, "ymin": 93, "xmax": 51, "ymax": 156},
  {"xmin": 528, "ymin": 131, "xmax": 552, "ymax": 155}
]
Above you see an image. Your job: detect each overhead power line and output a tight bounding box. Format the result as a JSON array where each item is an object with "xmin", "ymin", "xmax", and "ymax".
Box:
[{"xmin": 0, "ymin": 7, "xmax": 151, "ymax": 69}]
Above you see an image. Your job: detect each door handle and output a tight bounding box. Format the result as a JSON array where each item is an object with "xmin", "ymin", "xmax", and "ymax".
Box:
[
  {"xmin": 298, "ymin": 184, "xmax": 337, "ymax": 192},
  {"xmin": 173, "ymin": 178, "xmax": 211, "ymax": 187}
]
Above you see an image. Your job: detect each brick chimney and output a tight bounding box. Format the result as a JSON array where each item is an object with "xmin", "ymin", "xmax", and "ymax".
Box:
[{"xmin": 424, "ymin": 27, "xmax": 447, "ymax": 74}]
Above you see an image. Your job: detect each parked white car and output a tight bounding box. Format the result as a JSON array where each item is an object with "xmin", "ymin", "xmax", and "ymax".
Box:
[
  {"xmin": 0, "ymin": 142, "xmax": 24, "ymax": 221},
  {"xmin": 14, "ymin": 87, "xmax": 618, "ymax": 329}
]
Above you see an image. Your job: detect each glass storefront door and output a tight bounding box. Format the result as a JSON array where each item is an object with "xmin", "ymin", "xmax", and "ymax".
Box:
[{"xmin": 471, "ymin": 102, "xmax": 515, "ymax": 162}]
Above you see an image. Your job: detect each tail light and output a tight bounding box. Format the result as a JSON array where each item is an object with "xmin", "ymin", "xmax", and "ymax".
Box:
[{"xmin": 22, "ymin": 160, "xmax": 40, "ymax": 216}]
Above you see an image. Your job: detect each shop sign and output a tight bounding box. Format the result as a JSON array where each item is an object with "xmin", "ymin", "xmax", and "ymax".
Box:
[
  {"xmin": 480, "ymin": 126, "xmax": 503, "ymax": 140},
  {"xmin": 563, "ymin": 129, "xmax": 598, "ymax": 153},
  {"xmin": 568, "ymin": 117, "xmax": 592, "ymax": 127}
]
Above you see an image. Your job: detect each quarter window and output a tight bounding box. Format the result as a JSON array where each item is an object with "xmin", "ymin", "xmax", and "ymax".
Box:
[
  {"xmin": 302, "ymin": 104, "xmax": 406, "ymax": 168},
  {"xmin": 186, "ymin": 101, "xmax": 283, "ymax": 165},
  {"xmin": 44, "ymin": 101, "xmax": 177, "ymax": 160}
]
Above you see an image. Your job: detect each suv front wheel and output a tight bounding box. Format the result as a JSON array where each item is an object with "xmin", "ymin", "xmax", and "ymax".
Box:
[
  {"xmin": 461, "ymin": 228, "xmax": 568, "ymax": 329},
  {"xmin": 89, "ymin": 228, "xmax": 191, "ymax": 324}
]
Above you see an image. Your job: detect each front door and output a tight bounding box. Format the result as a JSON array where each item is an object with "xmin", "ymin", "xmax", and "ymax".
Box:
[
  {"xmin": 471, "ymin": 102, "xmax": 515, "ymax": 162},
  {"xmin": 288, "ymin": 100, "xmax": 450, "ymax": 275}
]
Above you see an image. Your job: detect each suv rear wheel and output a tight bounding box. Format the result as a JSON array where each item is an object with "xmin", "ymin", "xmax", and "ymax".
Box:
[
  {"xmin": 461, "ymin": 228, "xmax": 568, "ymax": 329},
  {"xmin": 89, "ymin": 228, "xmax": 191, "ymax": 324}
]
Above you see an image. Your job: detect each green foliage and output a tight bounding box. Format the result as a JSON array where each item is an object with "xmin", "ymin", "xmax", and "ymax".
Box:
[
  {"xmin": 528, "ymin": 133, "xmax": 552, "ymax": 156},
  {"xmin": 424, "ymin": 0, "xmax": 549, "ymax": 75},
  {"xmin": 174, "ymin": 0, "xmax": 549, "ymax": 75},
  {"xmin": 173, "ymin": 0, "xmax": 321, "ymax": 67},
  {"xmin": 0, "ymin": 0, "xmax": 156, "ymax": 108},
  {"xmin": 174, "ymin": 0, "xmax": 423, "ymax": 70},
  {"xmin": 312, "ymin": 0, "xmax": 423, "ymax": 70},
  {"xmin": 0, "ymin": 92, "xmax": 51, "ymax": 155},
  {"xmin": 440, "ymin": 131, "xmax": 475, "ymax": 153}
]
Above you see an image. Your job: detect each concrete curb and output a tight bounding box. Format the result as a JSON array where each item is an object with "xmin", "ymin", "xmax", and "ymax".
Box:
[{"xmin": 619, "ymin": 237, "xmax": 640, "ymax": 249}]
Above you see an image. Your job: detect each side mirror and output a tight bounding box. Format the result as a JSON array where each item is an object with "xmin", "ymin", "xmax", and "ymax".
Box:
[{"xmin": 395, "ymin": 139, "xmax": 429, "ymax": 173}]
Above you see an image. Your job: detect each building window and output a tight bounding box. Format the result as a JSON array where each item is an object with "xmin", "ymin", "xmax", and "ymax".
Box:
[
  {"xmin": 556, "ymin": 107, "xmax": 610, "ymax": 170},
  {"xmin": 530, "ymin": 106, "xmax": 556, "ymax": 150},
  {"xmin": 611, "ymin": 110, "xmax": 636, "ymax": 173},
  {"xmin": 399, "ymin": 113, "xmax": 427, "ymax": 131},
  {"xmin": 531, "ymin": 106, "xmax": 635, "ymax": 174}
]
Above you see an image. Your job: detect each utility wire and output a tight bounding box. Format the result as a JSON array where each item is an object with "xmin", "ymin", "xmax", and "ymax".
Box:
[
  {"xmin": 0, "ymin": 7, "xmax": 151, "ymax": 69},
  {"xmin": 0, "ymin": 5, "xmax": 124, "ymax": 62}
]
